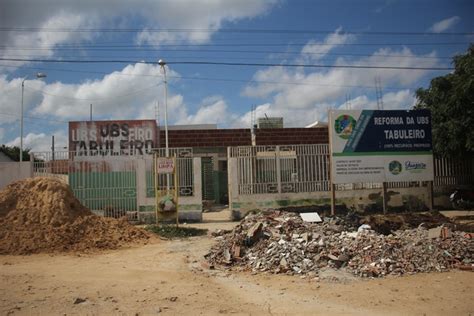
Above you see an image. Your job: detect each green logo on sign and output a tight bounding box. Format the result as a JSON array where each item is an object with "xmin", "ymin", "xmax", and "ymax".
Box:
[
  {"xmin": 334, "ymin": 114, "xmax": 356, "ymax": 139},
  {"xmin": 388, "ymin": 160, "xmax": 403, "ymax": 175}
]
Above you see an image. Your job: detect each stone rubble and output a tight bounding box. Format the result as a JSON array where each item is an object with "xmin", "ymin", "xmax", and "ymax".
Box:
[{"xmin": 205, "ymin": 211, "xmax": 473, "ymax": 278}]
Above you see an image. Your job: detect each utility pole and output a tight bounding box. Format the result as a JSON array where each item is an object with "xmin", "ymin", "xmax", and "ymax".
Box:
[
  {"xmin": 345, "ymin": 94, "xmax": 352, "ymax": 110},
  {"xmin": 158, "ymin": 59, "xmax": 170, "ymax": 193},
  {"xmin": 90, "ymin": 104, "xmax": 93, "ymax": 121},
  {"xmin": 51, "ymin": 135, "xmax": 55, "ymax": 161},
  {"xmin": 375, "ymin": 77, "xmax": 384, "ymax": 110},
  {"xmin": 251, "ymin": 105, "xmax": 256, "ymax": 146}
]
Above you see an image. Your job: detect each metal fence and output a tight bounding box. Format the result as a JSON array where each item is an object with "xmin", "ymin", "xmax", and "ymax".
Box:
[
  {"xmin": 229, "ymin": 145, "xmax": 474, "ymax": 195},
  {"xmin": 434, "ymin": 155, "xmax": 474, "ymax": 187},
  {"xmin": 229, "ymin": 144, "xmax": 330, "ymax": 195},
  {"xmin": 32, "ymin": 151, "xmax": 139, "ymax": 219},
  {"xmin": 149, "ymin": 147, "xmax": 194, "ymax": 196},
  {"xmin": 31, "ymin": 148, "xmax": 195, "ymax": 219}
]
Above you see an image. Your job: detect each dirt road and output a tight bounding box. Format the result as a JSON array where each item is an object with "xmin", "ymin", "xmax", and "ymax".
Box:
[{"xmin": 1, "ymin": 213, "xmax": 473, "ymax": 315}]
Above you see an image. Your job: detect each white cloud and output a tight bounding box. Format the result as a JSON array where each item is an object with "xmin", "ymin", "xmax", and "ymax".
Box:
[
  {"xmin": 234, "ymin": 89, "xmax": 416, "ymax": 128},
  {"xmin": 136, "ymin": 0, "xmax": 279, "ymax": 46},
  {"xmin": 176, "ymin": 96, "xmax": 237, "ymax": 126},
  {"xmin": 0, "ymin": 63, "xmax": 242, "ymax": 146},
  {"xmin": 300, "ymin": 27, "xmax": 356, "ymax": 61},
  {"xmin": 0, "ymin": 10, "xmax": 99, "ymax": 71},
  {"xmin": 0, "ymin": 75, "xmax": 46, "ymax": 124},
  {"xmin": 242, "ymin": 47, "xmax": 439, "ymax": 127},
  {"xmin": 0, "ymin": 0, "xmax": 279, "ymax": 70},
  {"xmin": 429, "ymin": 16, "xmax": 460, "ymax": 33},
  {"xmin": 339, "ymin": 90, "xmax": 415, "ymax": 110},
  {"xmin": 231, "ymin": 101, "xmax": 334, "ymax": 128},
  {"xmin": 7, "ymin": 129, "xmax": 68, "ymax": 152},
  {"xmin": 32, "ymin": 63, "xmax": 181, "ymax": 120}
]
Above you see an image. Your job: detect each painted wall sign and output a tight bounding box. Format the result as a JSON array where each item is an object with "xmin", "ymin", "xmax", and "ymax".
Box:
[
  {"xmin": 329, "ymin": 109, "xmax": 434, "ymax": 183},
  {"xmin": 69, "ymin": 120, "xmax": 158, "ymax": 156}
]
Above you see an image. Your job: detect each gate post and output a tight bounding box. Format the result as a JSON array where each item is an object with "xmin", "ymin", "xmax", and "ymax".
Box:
[
  {"xmin": 136, "ymin": 158, "xmax": 147, "ymax": 222},
  {"xmin": 276, "ymin": 146, "xmax": 282, "ymax": 194}
]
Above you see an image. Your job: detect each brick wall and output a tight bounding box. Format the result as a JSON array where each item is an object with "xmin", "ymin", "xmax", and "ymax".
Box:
[
  {"xmin": 159, "ymin": 127, "xmax": 328, "ymax": 148},
  {"xmin": 255, "ymin": 128, "xmax": 328, "ymax": 145}
]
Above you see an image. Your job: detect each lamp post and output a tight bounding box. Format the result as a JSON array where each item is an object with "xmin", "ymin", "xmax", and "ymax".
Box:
[
  {"xmin": 158, "ymin": 59, "xmax": 170, "ymax": 192},
  {"xmin": 20, "ymin": 72, "xmax": 47, "ymax": 162},
  {"xmin": 158, "ymin": 59, "xmax": 169, "ymax": 158}
]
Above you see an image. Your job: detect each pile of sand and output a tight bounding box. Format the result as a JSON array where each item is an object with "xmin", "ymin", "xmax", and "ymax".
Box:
[{"xmin": 0, "ymin": 177, "xmax": 152, "ymax": 255}]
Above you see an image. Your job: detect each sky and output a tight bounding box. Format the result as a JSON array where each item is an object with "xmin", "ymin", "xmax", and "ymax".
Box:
[{"xmin": 0, "ymin": 0, "xmax": 472, "ymax": 152}]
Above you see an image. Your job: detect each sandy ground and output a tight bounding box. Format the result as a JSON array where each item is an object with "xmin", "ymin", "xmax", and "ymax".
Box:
[{"xmin": 1, "ymin": 211, "xmax": 473, "ymax": 316}]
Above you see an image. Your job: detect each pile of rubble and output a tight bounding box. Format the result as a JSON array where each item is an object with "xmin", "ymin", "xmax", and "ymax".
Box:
[{"xmin": 206, "ymin": 211, "xmax": 473, "ymax": 278}]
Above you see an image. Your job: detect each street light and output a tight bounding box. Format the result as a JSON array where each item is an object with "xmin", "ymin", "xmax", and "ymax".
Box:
[
  {"xmin": 158, "ymin": 59, "xmax": 170, "ymax": 192},
  {"xmin": 20, "ymin": 72, "xmax": 47, "ymax": 162},
  {"xmin": 158, "ymin": 59, "xmax": 169, "ymax": 158}
]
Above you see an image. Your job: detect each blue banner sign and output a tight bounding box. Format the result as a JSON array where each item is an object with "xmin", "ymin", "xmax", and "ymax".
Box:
[{"xmin": 329, "ymin": 109, "xmax": 434, "ymax": 183}]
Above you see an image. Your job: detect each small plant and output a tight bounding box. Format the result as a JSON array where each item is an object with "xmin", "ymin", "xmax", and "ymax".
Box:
[{"xmin": 145, "ymin": 225, "xmax": 208, "ymax": 238}]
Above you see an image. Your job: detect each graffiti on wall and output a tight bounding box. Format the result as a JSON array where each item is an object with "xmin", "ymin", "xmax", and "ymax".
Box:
[{"xmin": 69, "ymin": 120, "xmax": 158, "ymax": 156}]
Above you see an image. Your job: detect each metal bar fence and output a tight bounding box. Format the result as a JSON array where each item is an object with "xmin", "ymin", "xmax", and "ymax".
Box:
[
  {"xmin": 229, "ymin": 145, "xmax": 474, "ymax": 195},
  {"xmin": 149, "ymin": 148, "xmax": 194, "ymax": 196},
  {"xmin": 32, "ymin": 151, "xmax": 138, "ymax": 219},
  {"xmin": 31, "ymin": 148, "xmax": 195, "ymax": 219},
  {"xmin": 229, "ymin": 144, "xmax": 330, "ymax": 195}
]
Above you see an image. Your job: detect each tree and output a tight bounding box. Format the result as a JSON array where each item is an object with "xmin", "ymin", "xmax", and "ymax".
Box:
[
  {"xmin": 0, "ymin": 145, "xmax": 31, "ymax": 161},
  {"xmin": 415, "ymin": 44, "xmax": 474, "ymax": 157}
]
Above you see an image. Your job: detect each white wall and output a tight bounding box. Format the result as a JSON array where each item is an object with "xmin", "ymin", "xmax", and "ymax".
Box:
[
  {"xmin": 0, "ymin": 161, "xmax": 33, "ymax": 190},
  {"xmin": 228, "ymin": 157, "xmax": 433, "ymax": 219}
]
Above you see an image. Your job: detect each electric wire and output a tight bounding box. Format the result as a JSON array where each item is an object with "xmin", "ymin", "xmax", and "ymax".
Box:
[
  {"xmin": 0, "ymin": 58, "xmax": 454, "ymax": 70},
  {"xmin": 0, "ymin": 63, "xmax": 437, "ymax": 92},
  {"xmin": 0, "ymin": 42, "xmax": 469, "ymax": 49},
  {"xmin": 0, "ymin": 27, "xmax": 472, "ymax": 36}
]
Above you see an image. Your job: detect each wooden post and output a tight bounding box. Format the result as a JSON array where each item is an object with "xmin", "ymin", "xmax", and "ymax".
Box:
[
  {"xmin": 330, "ymin": 183, "xmax": 336, "ymax": 216},
  {"xmin": 428, "ymin": 180, "xmax": 434, "ymax": 211},
  {"xmin": 382, "ymin": 182, "xmax": 388, "ymax": 214},
  {"xmin": 327, "ymin": 109, "xmax": 336, "ymax": 216},
  {"xmin": 154, "ymin": 153, "xmax": 159, "ymax": 225},
  {"xmin": 276, "ymin": 146, "xmax": 281, "ymax": 194},
  {"xmin": 174, "ymin": 155, "xmax": 179, "ymax": 227}
]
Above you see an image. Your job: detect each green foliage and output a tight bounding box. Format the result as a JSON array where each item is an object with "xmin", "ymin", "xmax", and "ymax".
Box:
[
  {"xmin": 145, "ymin": 225, "xmax": 208, "ymax": 238},
  {"xmin": 415, "ymin": 44, "xmax": 474, "ymax": 157},
  {"xmin": 0, "ymin": 145, "xmax": 31, "ymax": 161}
]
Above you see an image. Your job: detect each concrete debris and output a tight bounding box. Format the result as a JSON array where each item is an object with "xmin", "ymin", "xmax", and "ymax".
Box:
[
  {"xmin": 300, "ymin": 212, "xmax": 322, "ymax": 223},
  {"xmin": 357, "ymin": 224, "xmax": 372, "ymax": 232},
  {"xmin": 428, "ymin": 226, "xmax": 452, "ymax": 239},
  {"xmin": 245, "ymin": 222, "xmax": 263, "ymax": 246},
  {"xmin": 205, "ymin": 211, "xmax": 473, "ymax": 278}
]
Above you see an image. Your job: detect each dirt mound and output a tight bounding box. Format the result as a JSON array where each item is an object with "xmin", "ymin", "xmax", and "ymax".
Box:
[{"xmin": 0, "ymin": 177, "xmax": 151, "ymax": 255}]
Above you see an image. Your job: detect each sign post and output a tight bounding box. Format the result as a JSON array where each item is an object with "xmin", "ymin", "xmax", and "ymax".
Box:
[
  {"xmin": 328, "ymin": 112, "xmax": 336, "ymax": 216},
  {"xmin": 154, "ymin": 154, "xmax": 179, "ymax": 225},
  {"xmin": 328, "ymin": 109, "xmax": 434, "ymax": 212}
]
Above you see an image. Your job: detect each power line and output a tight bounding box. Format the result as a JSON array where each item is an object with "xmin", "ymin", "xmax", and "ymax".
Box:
[
  {"xmin": 0, "ymin": 63, "xmax": 434, "ymax": 91},
  {"xmin": 0, "ymin": 27, "xmax": 472, "ymax": 36},
  {"xmin": 0, "ymin": 112, "xmax": 68, "ymax": 124},
  {"xmin": 0, "ymin": 52, "xmax": 453, "ymax": 60},
  {"xmin": 0, "ymin": 58, "xmax": 453, "ymax": 70},
  {"xmin": 0, "ymin": 47, "xmax": 463, "ymax": 59},
  {"xmin": 0, "ymin": 42, "xmax": 469, "ymax": 49}
]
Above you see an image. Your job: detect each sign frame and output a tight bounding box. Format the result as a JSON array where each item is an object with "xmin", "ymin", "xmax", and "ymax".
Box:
[{"xmin": 328, "ymin": 109, "xmax": 434, "ymax": 214}]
